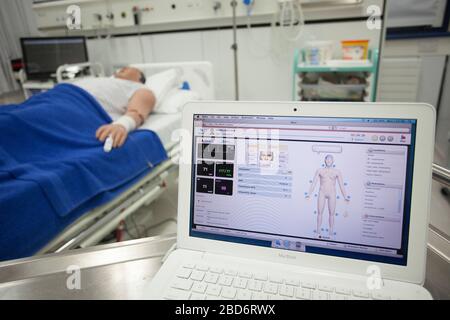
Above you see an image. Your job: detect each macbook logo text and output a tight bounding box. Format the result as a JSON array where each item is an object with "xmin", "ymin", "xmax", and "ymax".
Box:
[{"xmin": 278, "ymin": 253, "xmax": 297, "ymax": 260}]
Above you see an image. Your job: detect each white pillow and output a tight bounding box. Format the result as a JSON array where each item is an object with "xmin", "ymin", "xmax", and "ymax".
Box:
[
  {"xmin": 154, "ymin": 88, "xmax": 200, "ymax": 114},
  {"xmin": 145, "ymin": 69, "xmax": 181, "ymax": 108}
]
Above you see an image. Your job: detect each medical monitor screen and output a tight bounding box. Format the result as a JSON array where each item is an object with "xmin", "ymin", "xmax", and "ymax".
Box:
[
  {"xmin": 190, "ymin": 115, "xmax": 417, "ymax": 266},
  {"xmin": 21, "ymin": 37, "xmax": 88, "ymax": 80}
]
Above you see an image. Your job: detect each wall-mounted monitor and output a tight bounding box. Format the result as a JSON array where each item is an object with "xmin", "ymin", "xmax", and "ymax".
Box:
[{"xmin": 21, "ymin": 36, "xmax": 88, "ymax": 81}]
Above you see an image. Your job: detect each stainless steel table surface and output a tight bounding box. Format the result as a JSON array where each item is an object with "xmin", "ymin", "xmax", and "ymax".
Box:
[
  {"xmin": 0, "ymin": 234, "xmax": 448, "ymax": 300},
  {"xmin": 0, "ymin": 234, "xmax": 176, "ymax": 300}
]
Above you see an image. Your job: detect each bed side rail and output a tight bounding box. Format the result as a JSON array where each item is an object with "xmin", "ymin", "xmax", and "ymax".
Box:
[
  {"xmin": 56, "ymin": 62, "xmax": 105, "ymax": 83},
  {"xmin": 433, "ymin": 163, "xmax": 450, "ymax": 188}
]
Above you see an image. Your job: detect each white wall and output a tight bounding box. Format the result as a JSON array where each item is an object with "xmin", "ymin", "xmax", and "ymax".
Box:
[{"xmin": 87, "ymin": 20, "xmax": 381, "ymax": 101}]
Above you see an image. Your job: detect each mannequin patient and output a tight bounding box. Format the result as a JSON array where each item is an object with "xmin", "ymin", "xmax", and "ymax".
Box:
[
  {"xmin": 306, "ymin": 154, "xmax": 349, "ymax": 238},
  {"xmin": 74, "ymin": 66, "xmax": 156, "ymax": 150}
]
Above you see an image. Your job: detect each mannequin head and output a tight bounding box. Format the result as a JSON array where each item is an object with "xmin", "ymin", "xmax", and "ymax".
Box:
[
  {"xmin": 324, "ymin": 154, "xmax": 334, "ymax": 168},
  {"xmin": 114, "ymin": 66, "xmax": 146, "ymax": 84}
]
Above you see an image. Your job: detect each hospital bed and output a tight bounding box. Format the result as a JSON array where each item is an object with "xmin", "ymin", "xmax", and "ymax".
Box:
[{"xmin": 29, "ymin": 61, "xmax": 215, "ymax": 256}]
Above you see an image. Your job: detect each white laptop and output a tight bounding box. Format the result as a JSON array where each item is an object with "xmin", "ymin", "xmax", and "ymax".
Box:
[{"xmin": 147, "ymin": 101, "xmax": 435, "ymax": 300}]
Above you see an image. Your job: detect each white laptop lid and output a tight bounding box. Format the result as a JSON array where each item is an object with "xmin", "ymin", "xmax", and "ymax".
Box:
[{"xmin": 177, "ymin": 102, "xmax": 435, "ymax": 285}]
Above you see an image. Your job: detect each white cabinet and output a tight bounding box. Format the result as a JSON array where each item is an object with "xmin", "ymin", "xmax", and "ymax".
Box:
[
  {"xmin": 377, "ymin": 57, "xmax": 422, "ymax": 102},
  {"xmin": 378, "ymin": 36, "xmax": 450, "ymax": 109}
]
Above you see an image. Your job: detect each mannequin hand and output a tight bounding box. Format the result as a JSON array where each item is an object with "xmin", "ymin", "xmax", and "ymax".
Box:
[{"xmin": 96, "ymin": 124, "xmax": 128, "ymax": 148}]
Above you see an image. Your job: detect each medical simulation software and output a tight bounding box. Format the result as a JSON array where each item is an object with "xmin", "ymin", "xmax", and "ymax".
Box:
[{"xmin": 189, "ymin": 115, "xmax": 416, "ymax": 266}]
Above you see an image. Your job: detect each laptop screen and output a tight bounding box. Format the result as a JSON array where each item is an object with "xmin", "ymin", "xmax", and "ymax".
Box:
[{"xmin": 189, "ymin": 115, "xmax": 417, "ymax": 266}]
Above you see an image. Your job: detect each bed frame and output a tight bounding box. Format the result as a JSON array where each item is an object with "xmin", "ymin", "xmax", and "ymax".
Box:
[{"xmin": 37, "ymin": 61, "xmax": 215, "ymax": 255}]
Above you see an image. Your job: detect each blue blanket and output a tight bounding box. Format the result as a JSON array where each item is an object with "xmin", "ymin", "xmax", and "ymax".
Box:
[{"xmin": 0, "ymin": 84, "xmax": 167, "ymax": 260}]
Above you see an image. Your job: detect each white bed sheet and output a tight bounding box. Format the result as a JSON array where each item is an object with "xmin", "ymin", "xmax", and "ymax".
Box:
[{"xmin": 139, "ymin": 113, "xmax": 182, "ymax": 149}]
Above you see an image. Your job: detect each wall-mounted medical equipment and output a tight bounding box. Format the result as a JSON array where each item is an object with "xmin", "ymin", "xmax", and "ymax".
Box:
[
  {"xmin": 32, "ymin": 0, "xmax": 374, "ymax": 36},
  {"xmin": 32, "ymin": 0, "xmax": 274, "ymax": 35}
]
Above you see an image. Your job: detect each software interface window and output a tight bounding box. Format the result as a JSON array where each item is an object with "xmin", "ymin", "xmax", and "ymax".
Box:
[{"xmin": 190, "ymin": 115, "xmax": 416, "ymax": 265}]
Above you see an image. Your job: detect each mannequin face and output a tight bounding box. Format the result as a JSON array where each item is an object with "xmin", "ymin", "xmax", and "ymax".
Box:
[
  {"xmin": 325, "ymin": 155, "xmax": 334, "ymax": 167},
  {"xmin": 114, "ymin": 67, "xmax": 143, "ymax": 83}
]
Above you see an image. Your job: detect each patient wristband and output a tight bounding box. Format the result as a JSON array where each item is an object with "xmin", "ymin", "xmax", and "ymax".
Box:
[
  {"xmin": 128, "ymin": 109, "xmax": 145, "ymax": 126},
  {"xmin": 113, "ymin": 115, "xmax": 137, "ymax": 132}
]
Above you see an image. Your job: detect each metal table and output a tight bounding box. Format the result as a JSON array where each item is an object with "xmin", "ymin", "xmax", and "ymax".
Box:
[
  {"xmin": 0, "ymin": 233, "xmax": 448, "ymax": 300},
  {"xmin": 0, "ymin": 234, "xmax": 176, "ymax": 300}
]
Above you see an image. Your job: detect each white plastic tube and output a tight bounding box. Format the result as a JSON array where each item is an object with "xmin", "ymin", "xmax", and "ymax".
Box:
[{"xmin": 275, "ymin": 0, "xmax": 305, "ymax": 42}]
